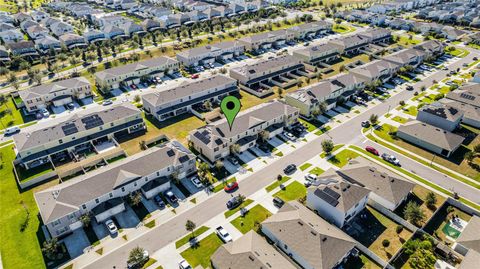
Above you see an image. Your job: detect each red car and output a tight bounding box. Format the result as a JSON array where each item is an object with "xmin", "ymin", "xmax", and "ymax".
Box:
[
  {"xmin": 191, "ymin": 74, "xmax": 199, "ymax": 79},
  {"xmin": 224, "ymin": 181, "xmax": 238, "ymax": 192},
  {"xmin": 365, "ymin": 146, "xmax": 379, "ymax": 156}
]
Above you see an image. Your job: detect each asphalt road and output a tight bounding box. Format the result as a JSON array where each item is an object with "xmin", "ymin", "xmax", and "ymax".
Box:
[{"xmin": 83, "ymin": 49, "xmax": 480, "ymax": 269}]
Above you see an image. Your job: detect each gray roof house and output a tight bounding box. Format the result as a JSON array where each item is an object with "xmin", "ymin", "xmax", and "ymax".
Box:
[
  {"xmin": 261, "ymin": 201, "xmax": 357, "ymax": 269},
  {"xmin": 6, "ymin": 40, "xmax": 38, "ymax": 57},
  {"xmin": 34, "ymin": 35, "xmax": 61, "ymax": 53},
  {"xmin": 453, "ymin": 216, "xmax": 480, "ymax": 256},
  {"xmin": 383, "ymin": 47, "xmax": 427, "ymax": 67},
  {"xmin": 292, "ymin": 43, "xmax": 340, "ymax": 65},
  {"xmin": 328, "ymin": 34, "xmax": 370, "ymax": 55},
  {"xmin": 34, "ymin": 141, "xmax": 196, "ymax": 237},
  {"xmin": 350, "ymin": 59, "xmax": 401, "ymax": 83},
  {"xmin": 176, "ymin": 41, "xmax": 245, "ymax": 67},
  {"xmin": 211, "ymin": 231, "xmax": 296, "ymax": 269},
  {"xmin": 440, "ymin": 99, "xmax": 480, "ymax": 129},
  {"xmin": 59, "ymin": 33, "xmax": 87, "ymax": 49},
  {"xmin": 0, "ymin": 45, "xmax": 10, "ymax": 62},
  {"xmin": 446, "ymin": 83, "xmax": 480, "ymax": 108},
  {"xmin": 416, "ymin": 102, "xmax": 463, "ymax": 131},
  {"xmin": 397, "ymin": 121, "xmax": 464, "ymax": 158},
  {"xmin": 142, "ymin": 75, "xmax": 237, "ymax": 121}
]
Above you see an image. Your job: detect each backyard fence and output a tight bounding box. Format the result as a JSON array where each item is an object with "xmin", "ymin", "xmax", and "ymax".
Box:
[{"xmin": 368, "ymin": 199, "xmax": 419, "ymax": 233}]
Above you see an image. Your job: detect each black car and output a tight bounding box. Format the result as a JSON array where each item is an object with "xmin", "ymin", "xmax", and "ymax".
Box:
[
  {"xmin": 258, "ymin": 144, "xmax": 270, "ymax": 152},
  {"xmin": 283, "ymin": 164, "xmax": 297, "ymax": 174},
  {"xmin": 406, "ymin": 86, "xmax": 414, "ymax": 91},
  {"xmin": 165, "ymin": 191, "xmax": 178, "ymax": 204},
  {"xmin": 273, "ymin": 197, "xmax": 285, "ymax": 208},
  {"xmin": 154, "ymin": 195, "xmax": 166, "ymax": 209},
  {"xmin": 226, "ymin": 196, "xmax": 242, "ymax": 209}
]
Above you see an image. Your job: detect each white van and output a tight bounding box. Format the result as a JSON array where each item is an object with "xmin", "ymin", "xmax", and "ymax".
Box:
[{"xmin": 4, "ymin": 126, "xmax": 20, "ymax": 135}]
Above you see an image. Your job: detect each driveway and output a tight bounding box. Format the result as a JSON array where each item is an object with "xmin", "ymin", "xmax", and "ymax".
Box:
[
  {"xmin": 80, "ymin": 97, "xmax": 94, "ymax": 106},
  {"xmin": 92, "ymin": 220, "xmax": 109, "ymax": 240},
  {"xmin": 325, "ymin": 110, "xmax": 339, "ymax": 117},
  {"xmin": 180, "ymin": 177, "xmax": 202, "ymax": 195},
  {"xmin": 110, "ymin": 89, "xmax": 123, "ymax": 96},
  {"xmin": 316, "ymin": 115, "xmax": 330, "ymax": 123},
  {"xmin": 333, "ymin": 106, "xmax": 349, "ymax": 113},
  {"xmin": 63, "ymin": 229, "xmax": 91, "ymax": 258},
  {"xmin": 237, "ymin": 150, "xmax": 264, "ymax": 171},
  {"xmin": 51, "ymin": 105, "xmax": 66, "ymax": 115},
  {"xmin": 223, "ymin": 159, "xmax": 239, "ymax": 174},
  {"xmin": 115, "ymin": 206, "xmax": 140, "ymax": 229},
  {"xmin": 142, "ymin": 196, "xmax": 158, "ymax": 213}
]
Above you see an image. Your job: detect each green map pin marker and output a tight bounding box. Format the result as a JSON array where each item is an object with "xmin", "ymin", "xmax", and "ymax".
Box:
[{"xmin": 221, "ymin": 96, "xmax": 241, "ymax": 131}]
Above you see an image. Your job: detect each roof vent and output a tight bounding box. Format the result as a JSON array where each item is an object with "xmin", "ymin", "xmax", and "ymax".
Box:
[
  {"xmin": 322, "ymin": 237, "xmax": 327, "ymax": 242},
  {"xmin": 311, "ymin": 231, "xmax": 317, "ymax": 236},
  {"xmin": 297, "ymin": 221, "xmax": 304, "ymax": 226},
  {"xmin": 248, "ymin": 255, "xmax": 255, "ymax": 261},
  {"xmin": 369, "ymin": 168, "xmax": 375, "ymax": 172}
]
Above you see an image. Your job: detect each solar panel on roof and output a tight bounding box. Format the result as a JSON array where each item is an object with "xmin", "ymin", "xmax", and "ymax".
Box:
[
  {"xmin": 324, "ymin": 187, "xmax": 341, "ymax": 200},
  {"xmin": 61, "ymin": 123, "xmax": 78, "ymax": 136},
  {"xmin": 315, "ymin": 189, "xmax": 339, "ymax": 207},
  {"xmin": 193, "ymin": 131, "xmax": 210, "ymax": 144},
  {"xmin": 179, "ymin": 155, "xmax": 189, "ymax": 163},
  {"xmin": 81, "ymin": 115, "xmax": 104, "ymax": 129},
  {"xmin": 166, "ymin": 149, "xmax": 175, "ymax": 157}
]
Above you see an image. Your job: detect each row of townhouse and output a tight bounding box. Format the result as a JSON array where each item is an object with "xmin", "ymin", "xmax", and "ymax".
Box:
[
  {"xmin": 327, "ymin": 28, "xmax": 392, "ymax": 56},
  {"xmin": 367, "ymin": 0, "xmax": 441, "ymax": 14},
  {"xmin": 12, "ymin": 103, "xmax": 146, "ymax": 170},
  {"xmin": 285, "ymin": 40, "xmax": 445, "ymax": 119},
  {"xmin": 176, "ymin": 41, "xmax": 245, "ymax": 67},
  {"xmin": 95, "ymin": 56, "xmax": 180, "ymax": 92},
  {"xmin": 142, "ymin": 75, "xmax": 238, "ymax": 121},
  {"xmin": 396, "ymin": 83, "xmax": 480, "ymax": 158},
  {"xmin": 188, "ymin": 100, "xmax": 299, "ymax": 163},
  {"xmin": 17, "ymin": 77, "xmax": 92, "ymax": 113},
  {"xmin": 415, "ymin": 0, "xmax": 480, "ymax": 28},
  {"xmin": 34, "ymin": 141, "xmax": 196, "ymax": 237}
]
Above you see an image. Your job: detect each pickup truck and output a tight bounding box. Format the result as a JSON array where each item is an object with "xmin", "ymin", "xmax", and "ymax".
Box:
[{"xmin": 215, "ymin": 226, "xmax": 233, "ymax": 242}]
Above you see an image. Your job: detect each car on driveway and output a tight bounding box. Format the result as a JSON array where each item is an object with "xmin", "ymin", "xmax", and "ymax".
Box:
[
  {"xmin": 224, "ymin": 181, "xmax": 238, "ymax": 192},
  {"xmin": 365, "ymin": 146, "xmax": 379, "ymax": 156},
  {"xmin": 105, "ymin": 219, "xmax": 118, "ymax": 235},
  {"xmin": 228, "ymin": 156, "xmax": 239, "ymax": 165},
  {"xmin": 179, "ymin": 260, "xmax": 192, "ymax": 269},
  {"xmin": 216, "ymin": 226, "xmax": 233, "ymax": 242},
  {"xmin": 40, "ymin": 108, "xmax": 50, "ymax": 117},
  {"xmin": 283, "ymin": 131, "xmax": 296, "ymax": 141},
  {"xmin": 66, "ymin": 103, "xmax": 75, "ymax": 110},
  {"xmin": 165, "ymin": 190, "xmax": 178, "ymax": 204},
  {"xmin": 153, "ymin": 195, "xmax": 165, "ymax": 209},
  {"xmin": 273, "ymin": 197, "xmax": 285, "ymax": 208},
  {"xmin": 191, "ymin": 74, "xmax": 199, "ymax": 79},
  {"xmin": 190, "ymin": 176, "xmax": 204, "ymax": 188},
  {"xmin": 305, "ymin": 173, "xmax": 316, "ymax": 181},
  {"xmin": 382, "ymin": 153, "xmax": 401, "ymax": 166},
  {"xmin": 283, "ymin": 164, "xmax": 297, "ymax": 174}
]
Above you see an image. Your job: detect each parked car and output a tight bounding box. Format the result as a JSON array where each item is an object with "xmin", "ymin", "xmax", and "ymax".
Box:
[
  {"xmin": 283, "ymin": 131, "xmax": 296, "ymax": 140},
  {"xmin": 153, "ymin": 195, "xmax": 165, "ymax": 209},
  {"xmin": 215, "ymin": 226, "xmax": 233, "ymax": 242},
  {"xmin": 226, "ymin": 195, "xmax": 242, "ymax": 209},
  {"xmin": 105, "ymin": 219, "xmax": 118, "ymax": 235},
  {"xmin": 365, "ymin": 146, "xmax": 379, "ymax": 156},
  {"xmin": 382, "ymin": 153, "xmax": 401, "ymax": 166},
  {"xmin": 40, "ymin": 108, "xmax": 50, "ymax": 117},
  {"xmin": 283, "ymin": 164, "xmax": 297, "ymax": 174},
  {"xmin": 258, "ymin": 144, "xmax": 270, "ymax": 152},
  {"xmin": 4, "ymin": 126, "xmax": 20, "ymax": 135},
  {"xmin": 406, "ymin": 85, "xmax": 414, "ymax": 91},
  {"xmin": 179, "ymin": 260, "xmax": 192, "ymax": 269},
  {"xmin": 305, "ymin": 173, "xmax": 316, "ymax": 181},
  {"xmin": 224, "ymin": 181, "xmax": 238, "ymax": 192},
  {"xmin": 165, "ymin": 190, "xmax": 178, "ymax": 203},
  {"xmin": 191, "ymin": 74, "xmax": 199, "ymax": 79},
  {"xmin": 361, "ymin": 121, "xmax": 370, "ymax": 127},
  {"xmin": 273, "ymin": 197, "xmax": 285, "ymax": 208},
  {"xmin": 190, "ymin": 176, "xmax": 204, "ymax": 188},
  {"xmin": 102, "ymin": 100, "xmax": 113, "ymax": 106},
  {"xmin": 228, "ymin": 156, "xmax": 239, "ymax": 165},
  {"xmin": 66, "ymin": 103, "xmax": 75, "ymax": 110},
  {"xmin": 130, "ymin": 84, "xmax": 137, "ymax": 90},
  {"xmin": 473, "ymin": 57, "xmax": 478, "ymax": 61},
  {"xmin": 127, "ymin": 250, "xmax": 149, "ymax": 269}
]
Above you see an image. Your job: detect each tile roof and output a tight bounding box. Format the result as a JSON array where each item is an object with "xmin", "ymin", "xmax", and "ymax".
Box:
[{"xmin": 397, "ymin": 121, "xmax": 465, "ymax": 151}]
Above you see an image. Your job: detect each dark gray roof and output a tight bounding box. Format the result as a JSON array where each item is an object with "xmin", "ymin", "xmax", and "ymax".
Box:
[
  {"xmin": 446, "ymin": 83, "xmax": 480, "ymax": 108},
  {"xmin": 18, "ymin": 77, "xmax": 90, "ymax": 100},
  {"xmin": 34, "ymin": 141, "xmax": 195, "ymax": 224},
  {"xmin": 262, "ymin": 201, "xmax": 356, "ymax": 269},
  {"xmin": 177, "ymin": 41, "xmax": 244, "ymax": 59},
  {"xmin": 309, "ymin": 182, "xmax": 370, "ymax": 213},
  {"xmin": 397, "ymin": 121, "xmax": 464, "ymax": 151},
  {"xmin": 456, "ymin": 216, "xmax": 480, "ymax": 253},
  {"xmin": 419, "ymin": 102, "xmax": 463, "ymax": 121}
]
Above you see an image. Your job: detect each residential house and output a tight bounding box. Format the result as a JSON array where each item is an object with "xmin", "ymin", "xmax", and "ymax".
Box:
[
  {"xmin": 18, "ymin": 77, "xmax": 92, "ymax": 113},
  {"xmin": 453, "ymin": 216, "xmax": 480, "ymax": 256},
  {"xmin": 34, "ymin": 141, "xmax": 196, "ymax": 237},
  {"xmin": 441, "ymin": 26, "xmax": 467, "ymax": 41},
  {"xmin": 338, "ymin": 157, "xmax": 415, "ymax": 211},
  {"xmin": 358, "ymin": 28, "xmax": 392, "ymax": 44},
  {"xmin": 446, "ymin": 83, "xmax": 480, "ymax": 108},
  {"xmin": 328, "ymin": 34, "xmax": 370, "ymax": 55},
  {"xmin": 13, "ymin": 103, "xmax": 145, "ymax": 170},
  {"xmin": 261, "ymin": 201, "xmax": 358, "ymax": 269},
  {"xmin": 440, "ymin": 99, "xmax": 480, "ymax": 128},
  {"xmin": 237, "ymin": 29, "xmax": 295, "ymax": 51},
  {"xmin": 413, "ymin": 40, "xmax": 445, "ymax": 57},
  {"xmin": 103, "ymin": 24, "xmax": 127, "ymax": 40},
  {"xmin": 59, "ymin": 33, "xmax": 87, "ymax": 49},
  {"xmin": 122, "ymin": 21, "xmax": 145, "ymax": 36},
  {"xmin": 26, "ymin": 25, "xmax": 50, "ymax": 40},
  {"xmin": 210, "ymin": 231, "xmax": 296, "ymax": 269},
  {"xmin": 0, "ymin": 29, "xmax": 23, "ymax": 43},
  {"xmin": 50, "ymin": 21, "xmax": 74, "ymax": 37},
  {"xmin": 35, "ymin": 35, "xmax": 61, "ymax": 54},
  {"xmin": 142, "ymin": 75, "xmax": 237, "ymax": 121},
  {"xmin": 214, "ymin": 6, "xmax": 234, "ymax": 17},
  {"xmin": 6, "ymin": 40, "xmax": 38, "ymax": 58},
  {"xmin": 230, "ymin": 55, "xmax": 305, "ymax": 97},
  {"xmin": 288, "ymin": 21, "xmax": 333, "ymax": 40},
  {"xmin": 176, "ymin": 41, "xmax": 245, "ymax": 67},
  {"xmin": 31, "ymin": 10, "xmax": 49, "ymax": 22},
  {"xmin": 83, "ymin": 30, "xmax": 107, "ymax": 43},
  {"xmin": 292, "ymin": 43, "xmax": 340, "ymax": 66},
  {"xmin": 0, "ymin": 45, "xmax": 10, "ymax": 62},
  {"xmin": 187, "ymin": 10, "xmax": 208, "ymax": 23},
  {"xmin": 0, "ymin": 22, "xmax": 15, "ymax": 32},
  {"xmin": 141, "ymin": 19, "xmax": 161, "ymax": 32},
  {"xmin": 188, "ymin": 100, "xmax": 299, "ymax": 163},
  {"xmin": 307, "ymin": 172, "xmax": 371, "ymax": 228},
  {"xmin": 350, "ymin": 59, "xmax": 401, "ymax": 83},
  {"xmin": 13, "ymin": 12, "xmax": 32, "ymax": 24},
  {"xmin": 397, "ymin": 121, "xmax": 464, "ymax": 157},
  {"xmin": 383, "ymin": 48, "xmax": 427, "ymax": 68},
  {"xmin": 20, "ymin": 19, "xmax": 39, "ymax": 32},
  {"xmin": 417, "ymin": 102, "xmax": 463, "ymax": 131},
  {"xmin": 95, "ymin": 56, "xmax": 179, "ymax": 92}
]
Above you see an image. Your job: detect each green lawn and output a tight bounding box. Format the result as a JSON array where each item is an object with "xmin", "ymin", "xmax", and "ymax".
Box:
[
  {"xmin": 327, "ymin": 149, "xmax": 360, "ymax": 168},
  {"xmin": 180, "ymin": 233, "xmax": 223, "ymax": 269},
  {"xmin": 299, "ymin": 163, "xmax": 312, "ymax": 171},
  {"xmin": 373, "ymin": 124, "xmax": 397, "ymax": 143},
  {"xmin": 438, "ymin": 86, "xmax": 451, "ymax": 94},
  {"xmin": 446, "ymin": 47, "xmax": 469, "ymax": 58},
  {"xmin": 333, "ymin": 23, "xmax": 355, "ymax": 34},
  {"xmin": 320, "ymin": 144, "xmax": 344, "ymax": 158},
  {"xmin": 265, "ymin": 176, "xmax": 290, "ymax": 192},
  {"xmin": 273, "ymin": 181, "xmax": 306, "ymax": 202},
  {"xmin": 15, "ymin": 162, "xmax": 55, "ymax": 182},
  {"xmin": 0, "ymin": 145, "xmax": 52, "ymax": 269},
  {"xmin": 230, "ymin": 205, "xmax": 272, "ymax": 234},
  {"xmin": 308, "ymin": 167, "xmax": 325, "ymax": 175},
  {"xmin": 175, "ymin": 226, "xmax": 210, "ymax": 249},
  {"xmin": 0, "ymin": 97, "xmax": 35, "ymax": 128},
  {"xmin": 391, "ymin": 116, "xmax": 408, "ymax": 124},
  {"xmin": 224, "ymin": 199, "xmax": 253, "ymax": 218},
  {"xmin": 401, "ymin": 106, "xmax": 418, "ymax": 116}
]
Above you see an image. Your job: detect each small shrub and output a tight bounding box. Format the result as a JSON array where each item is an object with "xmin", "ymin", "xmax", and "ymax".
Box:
[
  {"xmin": 382, "ymin": 239, "xmax": 390, "ymax": 247},
  {"xmin": 396, "ymin": 225, "xmax": 404, "ymax": 234}
]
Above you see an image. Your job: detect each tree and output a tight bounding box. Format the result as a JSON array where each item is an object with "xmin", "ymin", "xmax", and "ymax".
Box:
[
  {"xmin": 215, "ymin": 160, "xmax": 224, "ymax": 171},
  {"xmin": 134, "ymin": 95, "xmax": 141, "ymax": 103},
  {"xmin": 197, "ymin": 162, "xmax": 210, "ymax": 178},
  {"xmin": 129, "ymin": 191, "xmax": 142, "ymax": 207},
  {"xmin": 399, "ymin": 100, "xmax": 406, "ymax": 106},
  {"xmin": 185, "ymin": 220, "xmax": 196, "ymax": 236},
  {"xmin": 369, "ymin": 114, "xmax": 379, "ymax": 125},
  {"xmin": 404, "ymin": 201, "xmax": 425, "ymax": 226},
  {"xmin": 277, "ymin": 87, "xmax": 284, "ymax": 97},
  {"xmin": 230, "ymin": 143, "xmax": 241, "ymax": 155},
  {"xmin": 258, "ymin": 130, "xmax": 270, "ymax": 142},
  {"xmin": 464, "ymin": 151, "xmax": 474, "ymax": 162},
  {"xmin": 425, "ymin": 192, "xmax": 437, "ymax": 209},
  {"xmin": 321, "ymin": 139, "xmax": 335, "ymax": 155},
  {"xmin": 474, "ymin": 144, "xmax": 480, "ymax": 154},
  {"xmin": 79, "ymin": 213, "xmax": 91, "ymax": 227},
  {"xmin": 42, "ymin": 238, "xmax": 60, "ymax": 260},
  {"xmin": 203, "ymin": 100, "xmax": 212, "ymax": 111},
  {"xmin": 396, "ymin": 225, "xmax": 404, "ymax": 234},
  {"xmin": 128, "ymin": 246, "xmax": 146, "ymax": 266}
]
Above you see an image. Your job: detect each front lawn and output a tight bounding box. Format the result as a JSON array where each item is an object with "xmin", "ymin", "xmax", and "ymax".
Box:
[
  {"xmin": 391, "ymin": 116, "xmax": 408, "ymax": 124},
  {"xmin": 401, "ymin": 106, "xmax": 418, "ymax": 116},
  {"xmin": 308, "ymin": 167, "xmax": 325, "ymax": 175},
  {"xmin": 299, "ymin": 162, "xmax": 312, "ymax": 171},
  {"xmin": 320, "ymin": 144, "xmax": 344, "ymax": 158},
  {"xmin": 180, "ymin": 233, "xmax": 223, "ymax": 269},
  {"xmin": 231, "ymin": 205, "xmax": 272, "ymax": 234},
  {"xmin": 265, "ymin": 176, "xmax": 291, "ymax": 192},
  {"xmin": 327, "ymin": 149, "xmax": 360, "ymax": 167},
  {"xmin": 175, "ymin": 226, "xmax": 209, "ymax": 249},
  {"xmin": 225, "ymin": 199, "xmax": 253, "ymax": 218},
  {"xmin": 273, "ymin": 181, "xmax": 306, "ymax": 202}
]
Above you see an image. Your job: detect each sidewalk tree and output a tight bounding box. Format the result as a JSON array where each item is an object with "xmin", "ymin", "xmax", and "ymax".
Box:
[
  {"xmin": 128, "ymin": 247, "xmax": 146, "ymax": 266},
  {"xmin": 185, "ymin": 220, "xmax": 196, "ymax": 236},
  {"xmin": 321, "ymin": 139, "xmax": 335, "ymax": 155},
  {"xmin": 369, "ymin": 114, "xmax": 379, "ymax": 125}
]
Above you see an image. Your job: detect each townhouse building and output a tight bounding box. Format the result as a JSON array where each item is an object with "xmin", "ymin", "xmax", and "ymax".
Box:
[
  {"xmin": 34, "ymin": 141, "xmax": 196, "ymax": 237},
  {"xmin": 291, "ymin": 43, "xmax": 341, "ymax": 66},
  {"xmin": 50, "ymin": 21, "xmax": 74, "ymax": 37},
  {"xmin": 0, "ymin": 45, "xmax": 10, "ymax": 62},
  {"xmin": 328, "ymin": 34, "xmax": 370, "ymax": 55},
  {"xmin": 6, "ymin": 40, "xmax": 38, "ymax": 58},
  {"xmin": 26, "ymin": 24, "xmax": 50, "ymax": 40},
  {"xmin": 440, "ymin": 84, "xmax": 480, "ymax": 128},
  {"xmin": 12, "ymin": 103, "xmax": 145, "ymax": 170},
  {"xmin": 288, "ymin": 21, "xmax": 333, "ymax": 40},
  {"xmin": 0, "ymin": 29, "xmax": 23, "ymax": 43},
  {"xmin": 229, "ymin": 54, "xmax": 305, "ymax": 97},
  {"xmin": 350, "ymin": 59, "xmax": 401, "ymax": 83},
  {"xmin": 95, "ymin": 56, "xmax": 179, "ymax": 92},
  {"xmin": 83, "ymin": 30, "xmax": 107, "ymax": 43},
  {"xmin": 261, "ymin": 201, "xmax": 358, "ymax": 269},
  {"xmin": 188, "ymin": 100, "xmax": 299, "ymax": 163},
  {"xmin": 383, "ymin": 47, "xmax": 427, "ymax": 68},
  {"xmin": 307, "ymin": 176, "xmax": 371, "ymax": 228},
  {"xmin": 237, "ymin": 29, "xmax": 295, "ymax": 51},
  {"xmin": 413, "ymin": 40, "xmax": 445, "ymax": 57},
  {"xmin": 59, "ymin": 33, "xmax": 87, "ymax": 49},
  {"xmin": 18, "ymin": 77, "xmax": 92, "ymax": 113},
  {"xmin": 142, "ymin": 75, "xmax": 237, "ymax": 121},
  {"xmin": 176, "ymin": 41, "xmax": 245, "ymax": 67},
  {"xmin": 358, "ymin": 28, "xmax": 392, "ymax": 44}
]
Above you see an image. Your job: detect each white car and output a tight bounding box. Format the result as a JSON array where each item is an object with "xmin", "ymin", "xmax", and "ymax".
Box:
[
  {"xmin": 4, "ymin": 126, "xmax": 20, "ymax": 135},
  {"xmin": 304, "ymin": 173, "xmax": 316, "ymax": 182},
  {"xmin": 105, "ymin": 219, "xmax": 118, "ymax": 235},
  {"xmin": 40, "ymin": 108, "xmax": 50, "ymax": 117},
  {"xmin": 190, "ymin": 176, "xmax": 203, "ymax": 188},
  {"xmin": 179, "ymin": 260, "xmax": 192, "ymax": 269},
  {"xmin": 283, "ymin": 131, "xmax": 295, "ymax": 141},
  {"xmin": 215, "ymin": 226, "xmax": 233, "ymax": 242}
]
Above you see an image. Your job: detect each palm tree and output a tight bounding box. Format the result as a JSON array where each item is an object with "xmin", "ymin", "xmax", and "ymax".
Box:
[
  {"xmin": 258, "ymin": 130, "xmax": 270, "ymax": 143},
  {"xmin": 79, "ymin": 213, "xmax": 91, "ymax": 227},
  {"xmin": 129, "ymin": 191, "xmax": 142, "ymax": 207},
  {"xmin": 230, "ymin": 143, "xmax": 241, "ymax": 155},
  {"xmin": 215, "ymin": 160, "xmax": 224, "ymax": 172},
  {"xmin": 42, "ymin": 238, "xmax": 59, "ymax": 260}
]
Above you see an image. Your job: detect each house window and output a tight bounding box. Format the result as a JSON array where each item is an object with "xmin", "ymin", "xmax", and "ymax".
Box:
[
  {"xmin": 52, "ymin": 219, "xmax": 61, "ymax": 226},
  {"xmin": 82, "ymin": 204, "xmax": 86, "ymax": 210},
  {"xmin": 95, "ymin": 198, "xmax": 99, "ymax": 204},
  {"xmin": 109, "ymin": 193, "xmax": 113, "ymax": 198},
  {"xmin": 59, "ymin": 139, "xmax": 63, "ymax": 144},
  {"xmin": 121, "ymin": 187, "xmax": 125, "ymax": 192}
]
